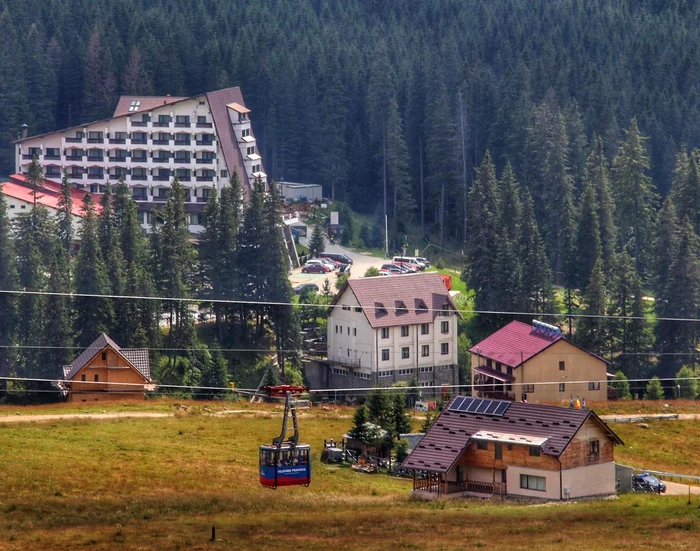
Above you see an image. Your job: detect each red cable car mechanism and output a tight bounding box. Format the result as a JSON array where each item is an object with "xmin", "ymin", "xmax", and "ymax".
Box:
[{"xmin": 259, "ymin": 386, "xmax": 311, "ymax": 489}]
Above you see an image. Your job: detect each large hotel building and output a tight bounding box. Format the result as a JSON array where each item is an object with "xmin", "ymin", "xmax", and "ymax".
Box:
[{"xmin": 13, "ymin": 87, "xmax": 264, "ymax": 233}]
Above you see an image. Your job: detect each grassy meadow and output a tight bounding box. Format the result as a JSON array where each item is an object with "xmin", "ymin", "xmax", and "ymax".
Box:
[{"xmin": 0, "ymin": 400, "xmax": 699, "ymax": 550}]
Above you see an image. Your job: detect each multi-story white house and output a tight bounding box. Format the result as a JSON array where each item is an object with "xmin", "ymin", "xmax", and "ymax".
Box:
[
  {"xmin": 14, "ymin": 86, "xmax": 263, "ymax": 233},
  {"xmin": 325, "ymin": 272, "xmax": 461, "ymax": 390}
]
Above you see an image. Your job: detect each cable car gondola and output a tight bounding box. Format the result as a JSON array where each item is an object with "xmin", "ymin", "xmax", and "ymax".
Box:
[{"xmin": 259, "ymin": 388, "xmax": 311, "ymax": 489}]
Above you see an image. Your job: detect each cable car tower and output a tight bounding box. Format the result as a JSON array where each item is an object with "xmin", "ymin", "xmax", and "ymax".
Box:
[{"xmin": 259, "ymin": 386, "xmax": 311, "ymax": 489}]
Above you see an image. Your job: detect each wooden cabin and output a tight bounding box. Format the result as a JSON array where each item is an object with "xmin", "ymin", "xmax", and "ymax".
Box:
[
  {"xmin": 402, "ymin": 396, "xmax": 623, "ymax": 500},
  {"xmin": 62, "ymin": 334, "xmax": 152, "ymax": 402}
]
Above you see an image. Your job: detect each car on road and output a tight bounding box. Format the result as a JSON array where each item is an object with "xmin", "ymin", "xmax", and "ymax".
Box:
[
  {"xmin": 321, "ymin": 253, "xmax": 353, "ymax": 265},
  {"xmin": 301, "ymin": 263, "xmax": 331, "ymax": 274},
  {"xmin": 294, "ymin": 283, "xmax": 320, "ymax": 294},
  {"xmin": 632, "ymin": 473, "xmax": 666, "ymax": 493},
  {"xmin": 305, "ymin": 259, "xmax": 337, "ymax": 270}
]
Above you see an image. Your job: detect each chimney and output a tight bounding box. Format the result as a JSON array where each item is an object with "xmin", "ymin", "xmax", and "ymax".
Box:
[{"xmin": 20, "ymin": 124, "xmax": 28, "ymax": 140}]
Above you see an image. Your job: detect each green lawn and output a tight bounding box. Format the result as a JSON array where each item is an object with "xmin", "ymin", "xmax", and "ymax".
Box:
[{"xmin": 0, "ymin": 401, "xmax": 699, "ymax": 550}]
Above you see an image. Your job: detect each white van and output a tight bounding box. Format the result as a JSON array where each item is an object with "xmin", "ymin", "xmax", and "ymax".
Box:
[{"xmin": 392, "ymin": 256, "xmax": 426, "ymax": 270}]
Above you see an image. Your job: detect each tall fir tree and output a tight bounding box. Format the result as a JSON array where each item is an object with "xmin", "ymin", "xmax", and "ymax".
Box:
[
  {"xmin": 586, "ymin": 136, "xmax": 617, "ymax": 279},
  {"xmin": 575, "ymin": 257, "xmax": 607, "ymax": 354},
  {"xmin": 653, "ymin": 197, "xmax": 679, "ymax": 298},
  {"xmin": 0, "ymin": 191, "xmax": 18, "ymax": 386},
  {"xmin": 576, "ymin": 179, "xmax": 602, "ymax": 290},
  {"xmin": 386, "ymin": 95, "xmax": 415, "ymax": 250},
  {"xmin": 74, "ymin": 191, "xmax": 114, "ymax": 347},
  {"xmin": 612, "ymin": 118, "xmax": 657, "ymax": 277},
  {"xmin": 57, "ymin": 172, "xmax": 74, "ymax": 256}
]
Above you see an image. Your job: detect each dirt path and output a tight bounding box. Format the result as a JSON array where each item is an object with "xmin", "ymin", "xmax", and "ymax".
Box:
[
  {"xmin": 0, "ymin": 412, "xmax": 173, "ymax": 424},
  {"xmin": 662, "ymin": 481, "xmax": 700, "ymax": 496}
]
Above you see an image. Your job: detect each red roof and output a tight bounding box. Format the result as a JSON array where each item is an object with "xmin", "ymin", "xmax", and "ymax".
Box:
[
  {"xmin": 4, "ymin": 174, "xmax": 102, "ymax": 216},
  {"xmin": 469, "ymin": 320, "xmax": 608, "ymax": 367},
  {"xmin": 333, "ymin": 272, "xmax": 461, "ymax": 329},
  {"xmin": 113, "ymin": 95, "xmax": 187, "ymax": 117}
]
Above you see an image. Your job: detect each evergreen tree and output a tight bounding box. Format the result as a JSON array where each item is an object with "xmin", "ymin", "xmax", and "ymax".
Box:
[
  {"xmin": 0, "ymin": 191, "xmax": 18, "ymax": 386},
  {"xmin": 576, "ymin": 179, "xmax": 602, "ymax": 290},
  {"xmin": 366, "ymin": 389, "xmax": 391, "ymax": 430},
  {"xmin": 57, "ymin": 172, "xmax": 74, "ymax": 256},
  {"xmin": 82, "ymin": 27, "xmax": 117, "ymax": 120},
  {"xmin": 121, "ymin": 47, "xmax": 153, "ymax": 96},
  {"xmin": 575, "ymin": 257, "xmax": 607, "ymax": 354},
  {"xmin": 644, "ymin": 376, "xmax": 665, "ymax": 400},
  {"xmin": 391, "ymin": 391, "xmax": 411, "ymax": 437},
  {"xmin": 675, "ymin": 153, "xmax": 700, "ymax": 234},
  {"xmin": 74, "ymin": 192, "xmax": 114, "ymax": 347},
  {"xmin": 348, "ymin": 404, "xmax": 369, "ymax": 442},
  {"xmin": 199, "ymin": 346, "xmax": 230, "ymax": 398},
  {"xmin": 386, "ymin": 95, "xmax": 415, "ymax": 250},
  {"xmin": 26, "ymin": 156, "xmax": 44, "ymax": 207},
  {"xmin": 421, "ymin": 410, "xmax": 434, "ymax": 433},
  {"xmin": 309, "ymin": 224, "xmax": 326, "ymax": 256},
  {"xmin": 653, "ymin": 197, "xmax": 679, "ymax": 298},
  {"xmin": 611, "ymin": 371, "xmax": 632, "ymax": 400},
  {"xmin": 586, "ymin": 137, "xmax": 617, "ymax": 279},
  {"xmin": 612, "ymin": 118, "xmax": 657, "ymax": 277},
  {"xmin": 656, "ymin": 218, "xmax": 700, "ymax": 378}
]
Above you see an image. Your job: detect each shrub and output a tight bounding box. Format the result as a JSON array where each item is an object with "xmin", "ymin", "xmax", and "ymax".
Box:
[
  {"xmin": 435, "ymin": 257, "xmax": 446, "ymax": 269},
  {"xmin": 395, "ymin": 439, "xmax": 409, "ymax": 463},
  {"xmin": 675, "ymin": 366, "xmax": 698, "ymax": 399},
  {"xmin": 644, "ymin": 376, "xmax": 664, "ymax": 400},
  {"xmin": 364, "ymin": 266, "xmax": 380, "ymax": 277},
  {"xmin": 611, "ymin": 370, "xmax": 632, "ymax": 400}
]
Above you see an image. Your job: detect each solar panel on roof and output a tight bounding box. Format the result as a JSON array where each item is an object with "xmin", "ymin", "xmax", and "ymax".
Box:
[
  {"xmin": 476, "ymin": 399, "xmax": 491, "ymax": 413},
  {"xmin": 484, "ymin": 400, "xmax": 500, "ymax": 415},
  {"xmin": 493, "ymin": 402, "xmax": 510, "ymax": 416},
  {"xmin": 466, "ymin": 398, "xmax": 483, "ymax": 413},
  {"xmin": 458, "ymin": 397, "xmax": 474, "ymax": 411},
  {"xmin": 449, "ymin": 396, "xmax": 466, "ymax": 412}
]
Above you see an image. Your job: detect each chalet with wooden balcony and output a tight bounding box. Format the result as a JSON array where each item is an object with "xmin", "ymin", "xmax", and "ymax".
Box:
[
  {"xmin": 403, "ymin": 396, "xmax": 623, "ymax": 500},
  {"xmin": 61, "ymin": 334, "xmax": 152, "ymax": 403}
]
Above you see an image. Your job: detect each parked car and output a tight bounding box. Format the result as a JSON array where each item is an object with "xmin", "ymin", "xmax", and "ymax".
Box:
[
  {"xmin": 393, "ymin": 260, "xmax": 421, "ymax": 272},
  {"xmin": 415, "ymin": 257, "xmax": 431, "ymax": 268},
  {"xmin": 294, "ymin": 283, "xmax": 320, "ymax": 294},
  {"xmin": 321, "ymin": 253, "xmax": 353, "ymax": 265},
  {"xmin": 393, "ymin": 256, "xmax": 426, "ymax": 270},
  {"xmin": 305, "ymin": 259, "xmax": 337, "ymax": 270},
  {"xmin": 381, "ymin": 264, "xmax": 405, "ymax": 274},
  {"xmin": 632, "ymin": 473, "xmax": 666, "ymax": 493},
  {"xmin": 338, "ymin": 264, "xmax": 352, "ymax": 274},
  {"xmin": 301, "ymin": 263, "xmax": 330, "ymax": 274}
]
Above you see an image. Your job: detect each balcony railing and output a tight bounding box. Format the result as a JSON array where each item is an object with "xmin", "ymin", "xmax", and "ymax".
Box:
[
  {"xmin": 196, "ymin": 140, "xmax": 215, "ymax": 146},
  {"xmin": 152, "ymin": 157, "xmax": 170, "ymax": 163},
  {"xmin": 175, "ymin": 121, "xmax": 191, "ymax": 128},
  {"xmin": 174, "ymin": 140, "xmax": 191, "ymax": 146},
  {"xmin": 65, "ymin": 137, "xmax": 83, "ymax": 143},
  {"xmin": 87, "ymin": 156, "xmax": 104, "ymax": 162},
  {"xmin": 196, "ymin": 176, "xmax": 214, "ymax": 182},
  {"xmin": 86, "ymin": 173, "xmax": 105, "ymax": 179},
  {"xmin": 327, "ymin": 356, "xmax": 362, "ymax": 368},
  {"xmin": 130, "ymin": 157, "xmax": 147, "ymax": 163},
  {"xmin": 153, "ymin": 175, "xmax": 171, "ymax": 181},
  {"xmin": 154, "ymin": 196, "xmax": 168, "ymax": 202},
  {"xmin": 65, "ymin": 156, "xmax": 83, "ymax": 161},
  {"xmin": 109, "ymin": 157, "xmax": 128, "ymax": 163},
  {"xmin": 152, "ymin": 139, "xmax": 170, "ymax": 145},
  {"xmin": 196, "ymin": 122, "xmax": 213, "ymax": 128},
  {"xmin": 174, "ymin": 158, "xmax": 191, "ymax": 164},
  {"xmin": 109, "ymin": 138, "xmax": 126, "ymax": 144},
  {"xmin": 153, "ymin": 121, "xmax": 171, "ymax": 127},
  {"xmin": 130, "ymin": 175, "xmax": 148, "ymax": 181},
  {"xmin": 22, "ymin": 154, "xmax": 36, "ymax": 160},
  {"xmin": 131, "ymin": 138, "xmax": 147, "ymax": 145},
  {"xmin": 87, "ymin": 138, "xmax": 104, "ymax": 144},
  {"xmin": 44, "ymin": 155, "xmax": 61, "ymax": 160},
  {"xmin": 197, "ymin": 197, "xmax": 210, "ymax": 203},
  {"xmin": 196, "ymin": 158, "xmax": 214, "ymax": 164},
  {"xmin": 132, "ymin": 195, "xmax": 148, "ymax": 201},
  {"xmin": 46, "ymin": 172, "xmax": 62, "ymax": 178},
  {"xmin": 130, "ymin": 121, "xmax": 147, "ymax": 127},
  {"xmin": 178, "ymin": 176, "xmax": 192, "ymax": 182}
]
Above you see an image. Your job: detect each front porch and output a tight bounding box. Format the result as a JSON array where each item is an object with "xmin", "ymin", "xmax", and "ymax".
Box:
[
  {"xmin": 472, "ymin": 366, "xmax": 516, "ymax": 400},
  {"xmin": 412, "ymin": 471, "xmax": 506, "ymax": 498}
]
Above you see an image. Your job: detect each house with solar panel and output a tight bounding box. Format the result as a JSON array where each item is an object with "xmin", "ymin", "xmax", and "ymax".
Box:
[
  {"xmin": 470, "ymin": 320, "xmax": 610, "ymax": 404},
  {"xmin": 402, "ymin": 396, "xmax": 623, "ymax": 500},
  {"xmin": 61, "ymin": 334, "xmax": 152, "ymax": 402}
]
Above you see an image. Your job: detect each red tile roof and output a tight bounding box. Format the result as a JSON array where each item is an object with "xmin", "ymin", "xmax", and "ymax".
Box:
[
  {"xmin": 333, "ymin": 272, "xmax": 460, "ymax": 328},
  {"xmin": 402, "ymin": 396, "xmax": 622, "ymax": 473},
  {"xmin": 113, "ymin": 95, "xmax": 187, "ymax": 117},
  {"xmin": 205, "ymin": 87, "xmax": 253, "ymax": 200},
  {"xmin": 6, "ymin": 174, "xmax": 102, "ymax": 215},
  {"xmin": 469, "ymin": 320, "xmax": 562, "ymax": 367},
  {"xmin": 470, "ymin": 320, "xmax": 608, "ymax": 367}
]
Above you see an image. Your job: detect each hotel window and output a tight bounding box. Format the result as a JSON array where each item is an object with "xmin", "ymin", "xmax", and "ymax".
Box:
[
  {"xmin": 441, "ymin": 343, "xmax": 449, "ymax": 355},
  {"xmin": 520, "ymin": 474, "xmax": 546, "ymax": 491},
  {"xmin": 381, "ymin": 328, "xmax": 389, "ymax": 339},
  {"xmin": 401, "ymin": 347, "xmax": 410, "ymax": 359},
  {"xmin": 559, "ymin": 383, "xmax": 566, "ymax": 392},
  {"xmin": 381, "ymin": 349, "xmax": 390, "ymax": 361},
  {"xmin": 588, "ymin": 381, "xmax": 601, "ymax": 390},
  {"xmin": 559, "ymin": 361, "xmax": 565, "ymax": 371},
  {"xmin": 421, "ymin": 323, "xmax": 429, "ymax": 335},
  {"xmin": 242, "ymin": 127, "xmax": 251, "ymax": 138},
  {"xmin": 247, "ymin": 146, "xmax": 255, "ymax": 156},
  {"xmin": 401, "ymin": 326, "xmax": 409, "ymax": 337},
  {"xmin": 421, "ymin": 345, "xmax": 430, "ymax": 357},
  {"xmin": 441, "ymin": 321, "xmax": 449, "ymax": 334}
]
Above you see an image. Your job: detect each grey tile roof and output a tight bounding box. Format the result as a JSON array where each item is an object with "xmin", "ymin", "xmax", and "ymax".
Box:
[
  {"xmin": 62, "ymin": 333, "xmax": 151, "ymax": 381},
  {"xmin": 402, "ymin": 396, "xmax": 623, "ymax": 473}
]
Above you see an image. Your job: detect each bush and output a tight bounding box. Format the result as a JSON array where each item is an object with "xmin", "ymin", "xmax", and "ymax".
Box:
[
  {"xmin": 644, "ymin": 376, "xmax": 664, "ymax": 400},
  {"xmin": 395, "ymin": 439, "xmax": 409, "ymax": 463},
  {"xmin": 611, "ymin": 370, "xmax": 632, "ymax": 400},
  {"xmin": 435, "ymin": 257, "xmax": 446, "ymax": 269},
  {"xmin": 675, "ymin": 365, "xmax": 698, "ymax": 399},
  {"xmin": 364, "ymin": 266, "xmax": 380, "ymax": 277},
  {"xmin": 359, "ymin": 223, "xmax": 371, "ymax": 247},
  {"xmin": 335, "ymin": 273, "xmax": 349, "ymax": 290}
]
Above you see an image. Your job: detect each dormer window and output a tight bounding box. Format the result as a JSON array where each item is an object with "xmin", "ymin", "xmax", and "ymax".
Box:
[
  {"xmin": 395, "ymin": 301, "xmax": 408, "ymax": 314},
  {"xmin": 375, "ymin": 302, "xmax": 387, "ymax": 315},
  {"xmin": 128, "ymin": 100, "xmax": 142, "ymax": 112}
]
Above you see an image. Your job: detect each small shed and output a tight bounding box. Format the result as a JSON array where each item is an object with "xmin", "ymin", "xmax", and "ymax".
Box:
[{"xmin": 279, "ymin": 182, "xmax": 323, "ymax": 202}]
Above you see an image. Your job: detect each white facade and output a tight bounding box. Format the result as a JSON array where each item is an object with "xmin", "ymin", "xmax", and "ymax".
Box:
[
  {"xmin": 327, "ymin": 286, "xmax": 459, "ymax": 381},
  {"xmin": 1, "ymin": 192, "xmax": 83, "ymax": 234},
  {"xmin": 15, "ymin": 88, "xmax": 262, "ymax": 233}
]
